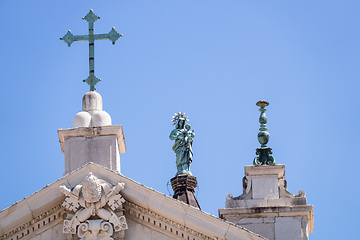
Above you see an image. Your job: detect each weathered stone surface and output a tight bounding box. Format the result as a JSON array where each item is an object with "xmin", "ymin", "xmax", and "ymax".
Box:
[
  {"xmin": 125, "ymin": 218, "xmax": 174, "ymax": 240},
  {"xmin": 220, "ymin": 164, "xmax": 313, "ymax": 240},
  {"xmin": 275, "ymin": 217, "xmax": 302, "ymax": 240},
  {"xmin": 252, "ymin": 175, "xmax": 279, "ymax": 199},
  {"xmin": 239, "ymin": 222, "xmax": 275, "ymax": 240},
  {"xmin": 82, "ymin": 91, "xmax": 102, "ymax": 111},
  {"xmin": 73, "ymin": 92, "xmax": 111, "ymax": 128},
  {"xmin": 58, "ymin": 125, "xmax": 126, "ymax": 174},
  {"xmin": 29, "ymin": 223, "xmax": 66, "ymax": 240},
  {"xmin": 64, "ymin": 135, "xmax": 120, "ymax": 173}
]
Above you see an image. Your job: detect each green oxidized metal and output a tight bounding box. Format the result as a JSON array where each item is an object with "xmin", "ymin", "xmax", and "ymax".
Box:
[
  {"xmin": 60, "ymin": 9, "xmax": 122, "ymax": 91},
  {"xmin": 253, "ymin": 100, "xmax": 276, "ymax": 166},
  {"xmin": 169, "ymin": 112, "xmax": 195, "ymax": 176}
]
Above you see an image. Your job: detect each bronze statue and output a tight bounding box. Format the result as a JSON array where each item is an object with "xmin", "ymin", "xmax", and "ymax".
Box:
[{"xmin": 170, "ymin": 112, "xmax": 195, "ymax": 176}]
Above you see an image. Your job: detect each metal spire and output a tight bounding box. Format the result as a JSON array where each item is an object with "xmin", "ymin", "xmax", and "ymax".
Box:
[{"xmin": 60, "ymin": 9, "xmax": 122, "ymax": 91}]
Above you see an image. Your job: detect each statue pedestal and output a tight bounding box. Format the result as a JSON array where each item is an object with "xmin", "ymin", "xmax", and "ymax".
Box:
[{"xmin": 170, "ymin": 174, "xmax": 200, "ymax": 209}]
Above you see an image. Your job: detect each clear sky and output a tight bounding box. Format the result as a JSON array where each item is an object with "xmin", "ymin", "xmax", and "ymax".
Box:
[{"xmin": 1, "ymin": 1, "xmax": 359, "ymax": 239}]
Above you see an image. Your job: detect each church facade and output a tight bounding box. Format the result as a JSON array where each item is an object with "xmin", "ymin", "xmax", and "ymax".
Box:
[
  {"xmin": 0, "ymin": 10, "xmax": 313, "ymax": 240},
  {"xmin": 0, "ymin": 92, "xmax": 314, "ymax": 240}
]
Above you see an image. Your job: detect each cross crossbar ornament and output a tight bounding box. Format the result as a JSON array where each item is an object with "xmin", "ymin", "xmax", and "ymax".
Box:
[{"xmin": 60, "ymin": 9, "xmax": 122, "ymax": 91}]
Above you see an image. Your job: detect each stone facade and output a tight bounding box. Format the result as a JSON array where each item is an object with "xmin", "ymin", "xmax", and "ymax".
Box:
[
  {"xmin": 219, "ymin": 165, "xmax": 313, "ymax": 240},
  {"xmin": 0, "ymin": 90, "xmax": 313, "ymax": 240},
  {"xmin": 0, "ymin": 163, "xmax": 266, "ymax": 240}
]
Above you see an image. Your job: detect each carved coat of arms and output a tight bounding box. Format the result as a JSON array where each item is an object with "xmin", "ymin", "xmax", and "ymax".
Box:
[{"xmin": 59, "ymin": 173, "xmax": 128, "ymax": 240}]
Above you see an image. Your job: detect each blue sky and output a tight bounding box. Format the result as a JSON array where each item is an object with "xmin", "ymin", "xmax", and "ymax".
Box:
[{"xmin": 1, "ymin": 1, "xmax": 359, "ymax": 239}]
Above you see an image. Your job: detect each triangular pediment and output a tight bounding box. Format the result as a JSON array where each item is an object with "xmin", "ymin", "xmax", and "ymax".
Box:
[{"xmin": 0, "ymin": 163, "xmax": 266, "ymax": 240}]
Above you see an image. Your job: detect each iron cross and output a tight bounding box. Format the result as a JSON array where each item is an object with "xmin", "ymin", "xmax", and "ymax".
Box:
[{"xmin": 60, "ymin": 9, "xmax": 122, "ymax": 91}]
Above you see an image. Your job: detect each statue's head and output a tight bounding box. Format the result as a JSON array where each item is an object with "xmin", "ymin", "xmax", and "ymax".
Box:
[
  {"xmin": 177, "ymin": 119, "xmax": 185, "ymax": 129},
  {"xmin": 171, "ymin": 112, "xmax": 189, "ymax": 129},
  {"xmin": 185, "ymin": 123, "xmax": 191, "ymax": 130}
]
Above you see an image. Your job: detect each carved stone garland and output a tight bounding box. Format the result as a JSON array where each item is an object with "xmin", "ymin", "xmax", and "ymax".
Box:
[{"xmin": 59, "ymin": 173, "xmax": 128, "ymax": 240}]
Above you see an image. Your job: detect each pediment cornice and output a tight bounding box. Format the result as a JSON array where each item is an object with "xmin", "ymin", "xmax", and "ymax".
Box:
[
  {"xmin": 0, "ymin": 163, "xmax": 266, "ymax": 240},
  {"xmin": 124, "ymin": 200, "xmax": 213, "ymax": 240},
  {"xmin": 0, "ymin": 204, "xmax": 64, "ymax": 240}
]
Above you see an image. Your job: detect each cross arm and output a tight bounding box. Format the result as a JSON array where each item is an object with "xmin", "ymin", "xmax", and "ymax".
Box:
[
  {"xmin": 93, "ymin": 28, "xmax": 123, "ymax": 44},
  {"xmin": 60, "ymin": 30, "xmax": 90, "ymax": 47},
  {"xmin": 93, "ymin": 34, "xmax": 112, "ymax": 40},
  {"xmin": 73, "ymin": 35, "xmax": 90, "ymax": 41}
]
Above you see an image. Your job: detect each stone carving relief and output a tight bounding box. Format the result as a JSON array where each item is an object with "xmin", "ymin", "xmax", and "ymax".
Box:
[{"xmin": 60, "ymin": 173, "xmax": 128, "ymax": 240}]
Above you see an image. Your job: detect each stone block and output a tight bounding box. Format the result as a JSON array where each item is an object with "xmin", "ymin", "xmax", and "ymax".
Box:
[
  {"xmin": 251, "ymin": 175, "xmax": 279, "ymax": 199},
  {"xmin": 238, "ymin": 223, "xmax": 275, "ymax": 240},
  {"xmin": 58, "ymin": 125, "xmax": 126, "ymax": 174},
  {"xmin": 275, "ymin": 217, "xmax": 302, "ymax": 240},
  {"xmin": 245, "ymin": 165, "xmax": 285, "ymax": 178},
  {"xmin": 263, "ymin": 217, "xmax": 275, "ymax": 223},
  {"xmin": 64, "ymin": 135, "xmax": 120, "ymax": 173},
  {"xmin": 237, "ymin": 217, "xmax": 263, "ymax": 224}
]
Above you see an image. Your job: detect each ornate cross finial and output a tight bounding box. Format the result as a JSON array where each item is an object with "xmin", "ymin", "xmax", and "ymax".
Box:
[
  {"xmin": 253, "ymin": 100, "xmax": 276, "ymax": 166},
  {"xmin": 60, "ymin": 9, "xmax": 122, "ymax": 91}
]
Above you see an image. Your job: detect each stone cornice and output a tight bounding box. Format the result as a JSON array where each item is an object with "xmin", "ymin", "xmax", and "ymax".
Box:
[
  {"xmin": 124, "ymin": 201, "xmax": 213, "ymax": 240},
  {"xmin": 58, "ymin": 125, "xmax": 126, "ymax": 154},
  {"xmin": 244, "ymin": 164, "xmax": 285, "ymax": 178},
  {"xmin": 0, "ymin": 205, "xmax": 63, "ymax": 240},
  {"xmin": 219, "ymin": 205, "xmax": 314, "ymax": 234}
]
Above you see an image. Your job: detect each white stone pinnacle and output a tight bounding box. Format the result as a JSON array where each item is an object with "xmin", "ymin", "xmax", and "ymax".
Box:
[{"xmin": 73, "ymin": 91, "xmax": 112, "ymax": 128}]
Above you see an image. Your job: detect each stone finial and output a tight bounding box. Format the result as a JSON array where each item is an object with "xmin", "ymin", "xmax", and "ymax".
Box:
[
  {"xmin": 82, "ymin": 91, "xmax": 103, "ymax": 111},
  {"xmin": 253, "ymin": 100, "xmax": 275, "ymax": 165},
  {"xmin": 73, "ymin": 91, "xmax": 112, "ymax": 128}
]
